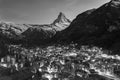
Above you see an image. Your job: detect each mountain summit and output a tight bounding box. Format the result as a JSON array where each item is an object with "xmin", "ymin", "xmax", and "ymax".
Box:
[
  {"xmin": 52, "ymin": 12, "xmax": 71, "ymax": 31},
  {"xmin": 53, "ymin": 12, "xmax": 71, "ymax": 24}
]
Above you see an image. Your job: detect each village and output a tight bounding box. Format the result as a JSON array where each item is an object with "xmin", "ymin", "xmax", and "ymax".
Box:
[{"xmin": 0, "ymin": 44, "xmax": 120, "ymax": 80}]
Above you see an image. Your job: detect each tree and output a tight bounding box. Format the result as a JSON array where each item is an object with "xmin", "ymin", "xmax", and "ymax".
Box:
[{"xmin": 0, "ymin": 39, "xmax": 8, "ymax": 58}]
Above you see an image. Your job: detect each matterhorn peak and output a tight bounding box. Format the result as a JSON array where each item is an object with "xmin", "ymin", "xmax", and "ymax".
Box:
[
  {"xmin": 51, "ymin": 12, "xmax": 71, "ymax": 31},
  {"xmin": 58, "ymin": 12, "xmax": 66, "ymax": 20},
  {"xmin": 53, "ymin": 12, "xmax": 71, "ymax": 24}
]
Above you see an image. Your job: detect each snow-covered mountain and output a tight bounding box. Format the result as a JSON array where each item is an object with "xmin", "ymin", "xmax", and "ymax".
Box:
[{"xmin": 0, "ymin": 21, "xmax": 31, "ymax": 38}]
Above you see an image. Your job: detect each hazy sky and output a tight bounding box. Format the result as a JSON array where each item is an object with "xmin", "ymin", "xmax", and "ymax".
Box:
[{"xmin": 0, "ymin": 0, "xmax": 110, "ymax": 24}]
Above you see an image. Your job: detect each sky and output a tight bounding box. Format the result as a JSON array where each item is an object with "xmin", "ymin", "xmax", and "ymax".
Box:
[{"xmin": 0, "ymin": 0, "xmax": 110, "ymax": 24}]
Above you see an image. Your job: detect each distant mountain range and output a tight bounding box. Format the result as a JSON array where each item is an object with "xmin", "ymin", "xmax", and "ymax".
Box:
[{"xmin": 0, "ymin": 12, "xmax": 71, "ymax": 45}]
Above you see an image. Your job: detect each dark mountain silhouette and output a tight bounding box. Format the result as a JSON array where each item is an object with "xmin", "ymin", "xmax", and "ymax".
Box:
[
  {"xmin": 55, "ymin": 0, "xmax": 120, "ymax": 52},
  {"xmin": 22, "ymin": 25, "xmax": 56, "ymax": 45}
]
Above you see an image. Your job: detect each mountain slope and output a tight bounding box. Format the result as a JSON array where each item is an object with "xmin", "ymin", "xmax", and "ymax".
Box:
[{"xmin": 56, "ymin": 0, "xmax": 120, "ymax": 49}]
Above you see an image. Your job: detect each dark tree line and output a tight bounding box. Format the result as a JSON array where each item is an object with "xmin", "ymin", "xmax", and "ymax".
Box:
[{"xmin": 0, "ymin": 39, "xmax": 8, "ymax": 58}]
